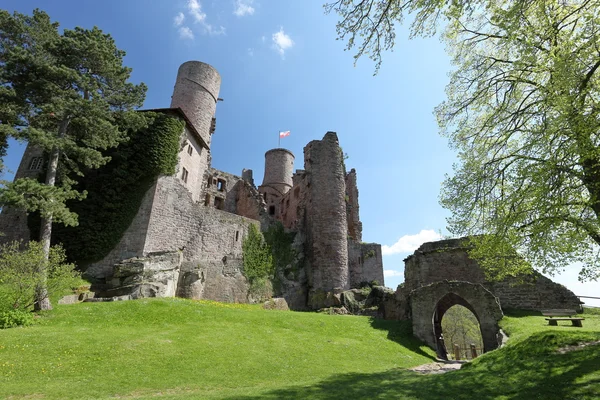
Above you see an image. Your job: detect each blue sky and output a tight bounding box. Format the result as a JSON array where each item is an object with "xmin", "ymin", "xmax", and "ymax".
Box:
[{"xmin": 2, "ymin": 1, "xmax": 598, "ymax": 306}]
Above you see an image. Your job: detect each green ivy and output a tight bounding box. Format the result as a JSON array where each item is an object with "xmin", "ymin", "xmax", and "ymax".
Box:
[
  {"xmin": 263, "ymin": 222, "xmax": 296, "ymax": 272},
  {"xmin": 46, "ymin": 112, "xmax": 184, "ymax": 265},
  {"xmin": 242, "ymin": 224, "xmax": 273, "ymax": 287}
]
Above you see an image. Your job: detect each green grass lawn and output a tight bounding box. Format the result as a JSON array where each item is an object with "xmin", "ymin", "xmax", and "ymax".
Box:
[{"xmin": 0, "ymin": 299, "xmax": 599, "ymax": 399}]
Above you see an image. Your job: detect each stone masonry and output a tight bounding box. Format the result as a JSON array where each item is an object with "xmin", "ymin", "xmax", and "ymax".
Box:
[
  {"xmin": 381, "ymin": 237, "xmax": 582, "ymax": 355},
  {"xmin": 402, "ymin": 238, "xmax": 582, "ymax": 311},
  {"xmin": 0, "ymin": 60, "xmax": 384, "ymax": 309}
]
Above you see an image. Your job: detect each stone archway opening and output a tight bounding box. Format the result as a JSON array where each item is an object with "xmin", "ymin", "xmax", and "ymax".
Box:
[
  {"xmin": 438, "ymin": 302, "xmax": 484, "ymax": 360},
  {"xmin": 410, "ymin": 281, "xmax": 504, "ymax": 359}
]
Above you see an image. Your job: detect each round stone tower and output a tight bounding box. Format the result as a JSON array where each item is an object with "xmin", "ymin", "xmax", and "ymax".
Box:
[
  {"xmin": 261, "ymin": 148, "xmax": 295, "ymax": 195},
  {"xmin": 170, "ymin": 61, "xmax": 221, "ymax": 147}
]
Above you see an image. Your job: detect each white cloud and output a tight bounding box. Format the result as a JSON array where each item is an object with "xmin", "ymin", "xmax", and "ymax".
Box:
[
  {"xmin": 382, "ymin": 229, "xmax": 442, "ymax": 256},
  {"xmin": 186, "ymin": 0, "xmax": 226, "ymax": 36},
  {"xmin": 272, "ymin": 27, "xmax": 294, "ymax": 57},
  {"xmin": 384, "ymin": 270, "xmax": 403, "ymax": 278},
  {"xmin": 178, "ymin": 26, "xmax": 195, "ymax": 40},
  {"xmin": 234, "ymin": 0, "xmax": 255, "ymax": 17},
  {"xmin": 187, "ymin": 0, "xmax": 207, "ymax": 22},
  {"xmin": 174, "ymin": 12, "xmax": 185, "ymax": 26}
]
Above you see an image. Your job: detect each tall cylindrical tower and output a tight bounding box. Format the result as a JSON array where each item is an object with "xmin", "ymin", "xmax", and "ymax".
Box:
[
  {"xmin": 304, "ymin": 132, "xmax": 349, "ymax": 308},
  {"xmin": 261, "ymin": 148, "xmax": 295, "ymax": 195},
  {"xmin": 170, "ymin": 61, "xmax": 221, "ymax": 147}
]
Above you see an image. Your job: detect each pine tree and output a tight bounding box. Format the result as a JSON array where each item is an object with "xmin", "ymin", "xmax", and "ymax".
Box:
[{"xmin": 0, "ymin": 9, "xmax": 147, "ymax": 310}]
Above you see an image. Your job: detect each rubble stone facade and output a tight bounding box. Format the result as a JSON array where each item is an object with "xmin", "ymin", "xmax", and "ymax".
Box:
[{"xmin": 0, "ymin": 60, "xmax": 384, "ymax": 310}]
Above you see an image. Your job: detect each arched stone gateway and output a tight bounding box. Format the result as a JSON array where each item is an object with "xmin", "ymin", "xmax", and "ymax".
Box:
[{"xmin": 410, "ymin": 281, "xmax": 504, "ymax": 359}]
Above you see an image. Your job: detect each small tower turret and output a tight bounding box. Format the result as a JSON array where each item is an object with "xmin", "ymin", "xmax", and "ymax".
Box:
[
  {"xmin": 170, "ymin": 61, "xmax": 221, "ymax": 147},
  {"xmin": 258, "ymin": 148, "xmax": 295, "ymax": 217}
]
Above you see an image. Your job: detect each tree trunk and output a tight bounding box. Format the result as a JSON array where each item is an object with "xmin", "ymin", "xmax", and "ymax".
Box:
[{"xmin": 34, "ymin": 119, "xmax": 68, "ymax": 311}]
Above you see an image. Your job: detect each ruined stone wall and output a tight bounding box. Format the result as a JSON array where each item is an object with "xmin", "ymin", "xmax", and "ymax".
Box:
[
  {"xmin": 403, "ymin": 238, "xmax": 582, "ymax": 311},
  {"xmin": 170, "ymin": 61, "xmax": 221, "ymax": 147},
  {"xmin": 304, "ymin": 132, "xmax": 349, "ymax": 306},
  {"xmin": 142, "ymin": 175, "xmax": 257, "ymax": 302},
  {"xmin": 410, "ymin": 281, "xmax": 504, "ymax": 354},
  {"xmin": 345, "ymin": 169, "xmax": 362, "ymax": 242},
  {"xmin": 486, "ymin": 276, "xmax": 582, "ymax": 311},
  {"xmin": 403, "ymin": 239, "xmax": 486, "ymax": 292},
  {"xmin": 204, "ymin": 168, "xmax": 243, "ymax": 212},
  {"xmin": 0, "ymin": 144, "xmax": 46, "ymax": 244},
  {"xmin": 348, "ymin": 241, "xmax": 384, "ymax": 288},
  {"xmin": 230, "ymin": 180, "xmax": 269, "ymax": 227},
  {"xmin": 278, "ymin": 173, "xmax": 308, "ymax": 231}
]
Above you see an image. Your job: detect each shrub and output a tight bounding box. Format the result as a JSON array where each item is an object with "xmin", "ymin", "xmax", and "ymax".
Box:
[
  {"xmin": 0, "ymin": 309, "xmax": 35, "ymax": 329},
  {"xmin": 242, "ymin": 224, "xmax": 273, "ymax": 299},
  {"xmin": 0, "ymin": 241, "xmax": 81, "ymax": 312}
]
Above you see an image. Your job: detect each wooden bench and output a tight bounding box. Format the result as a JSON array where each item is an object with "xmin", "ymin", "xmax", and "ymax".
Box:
[{"xmin": 541, "ymin": 309, "xmax": 585, "ymax": 327}]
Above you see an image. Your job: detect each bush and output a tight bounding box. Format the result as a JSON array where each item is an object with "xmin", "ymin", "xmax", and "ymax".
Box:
[
  {"xmin": 0, "ymin": 241, "xmax": 82, "ymax": 312},
  {"xmin": 242, "ymin": 224, "xmax": 273, "ymax": 284},
  {"xmin": 0, "ymin": 309, "xmax": 35, "ymax": 329}
]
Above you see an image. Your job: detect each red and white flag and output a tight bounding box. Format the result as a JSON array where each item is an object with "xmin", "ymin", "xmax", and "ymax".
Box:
[{"xmin": 279, "ymin": 130, "xmax": 290, "ymax": 138}]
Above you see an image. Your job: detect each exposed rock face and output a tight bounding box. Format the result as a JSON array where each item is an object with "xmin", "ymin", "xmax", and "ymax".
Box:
[{"xmin": 99, "ymin": 251, "xmax": 182, "ymax": 299}]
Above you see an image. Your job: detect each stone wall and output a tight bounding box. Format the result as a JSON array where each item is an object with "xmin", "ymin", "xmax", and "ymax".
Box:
[
  {"xmin": 0, "ymin": 143, "xmax": 46, "ymax": 244},
  {"xmin": 486, "ymin": 276, "xmax": 582, "ymax": 311},
  {"xmin": 345, "ymin": 169, "xmax": 362, "ymax": 242},
  {"xmin": 178, "ymin": 126, "xmax": 210, "ymax": 203},
  {"xmin": 348, "ymin": 241, "xmax": 384, "ymax": 288},
  {"xmin": 204, "ymin": 167, "xmax": 244, "ymax": 212},
  {"xmin": 143, "ymin": 175, "xmax": 258, "ymax": 302},
  {"xmin": 230, "ymin": 180, "xmax": 269, "ymax": 228},
  {"xmin": 279, "ymin": 173, "xmax": 308, "ymax": 231},
  {"xmin": 304, "ymin": 132, "xmax": 349, "ymax": 307},
  {"xmin": 410, "ymin": 281, "xmax": 504, "ymax": 356},
  {"xmin": 85, "ymin": 181, "xmax": 157, "ymax": 281},
  {"xmin": 403, "ymin": 238, "xmax": 582, "ymax": 311}
]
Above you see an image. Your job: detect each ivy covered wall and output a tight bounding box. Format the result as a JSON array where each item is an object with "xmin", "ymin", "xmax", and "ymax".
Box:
[{"xmin": 47, "ymin": 112, "xmax": 184, "ymax": 265}]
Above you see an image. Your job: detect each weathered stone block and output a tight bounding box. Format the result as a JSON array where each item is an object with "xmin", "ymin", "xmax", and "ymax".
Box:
[{"xmin": 263, "ymin": 297, "xmax": 290, "ymax": 311}]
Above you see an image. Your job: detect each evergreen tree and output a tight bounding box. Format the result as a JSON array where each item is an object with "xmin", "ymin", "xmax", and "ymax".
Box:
[{"xmin": 0, "ymin": 9, "xmax": 147, "ymax": 309}]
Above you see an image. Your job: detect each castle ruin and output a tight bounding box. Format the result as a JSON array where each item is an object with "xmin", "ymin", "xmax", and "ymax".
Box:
[
  {"xmin": 0, "ymin": 60, "xmax": 583, "ymax": 334},
  {"xmin": 0, "ymin": 60, "xmax": 384, "ymax": 310}
]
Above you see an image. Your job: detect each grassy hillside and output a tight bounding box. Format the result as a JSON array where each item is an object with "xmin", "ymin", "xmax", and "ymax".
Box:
[
  {"xmin": 0, "ymin": 299, "xmax": 598, "ymax": 399},
  {"xmin": 0, "ymin": 299, "xmax": 435, "ymax": 399}
]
